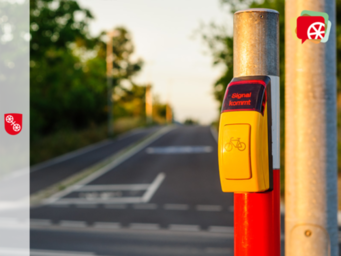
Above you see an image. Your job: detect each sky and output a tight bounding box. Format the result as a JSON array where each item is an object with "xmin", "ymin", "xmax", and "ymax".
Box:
[{"xmin": 78, "ymin": 0, "xmax": 233, "ymax": 124}]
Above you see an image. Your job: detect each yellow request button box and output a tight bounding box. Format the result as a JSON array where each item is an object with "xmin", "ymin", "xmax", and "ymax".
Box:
[{"xmin": 218, "ymin": 76, "xmax": 272, "ymax": 193}]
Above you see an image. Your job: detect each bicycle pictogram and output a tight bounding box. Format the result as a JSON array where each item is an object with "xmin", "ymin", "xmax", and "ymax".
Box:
[
  {"xmin": 224, "ymin": 137, "xmax": 246, "ymax": 152},
  {"xmin": 6, "ymin": 115, "xmax": 21, "ymax": 132}
]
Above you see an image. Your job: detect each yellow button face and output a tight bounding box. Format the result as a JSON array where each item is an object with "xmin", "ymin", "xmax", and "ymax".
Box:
[{"xmin": 222, "ymin": 124, "xmax": 251, "ymax": 180}]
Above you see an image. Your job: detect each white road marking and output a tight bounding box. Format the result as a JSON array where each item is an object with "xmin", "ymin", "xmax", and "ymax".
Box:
[
  {"xmin": 141, "ymin": 173, "xmax": 165, "ymax": 202},
  {"xmin": 30, "ymin": 219, "xmax": 52, "ymax": 226},
  {"xmin": 44, "ymin": 126, "xmax": 174, "ymax": 204},
  {"xmin": 130, "ymin": 223, "xmax": 160, "ymax": 230},
  {"xmin": 59, "ymin": 220, "xmax": 87, "ymax": 228},
  {"xmin": 31, "ymin": 249, "xmax": 96, "ymax": 256},
  {"xmin": 53, "ymin": 173, "xmax": 165, "ymax": 205},
  {"xmin": 146, "ymin": 146, "xmax": 212, "ymax": 154},
  {"xmin": 133, "ymin": 203, "xmax": 157, "ymax": 210},
  {"xmin": 169, "ymin": 224, "xmax": 200, "ymax": 232},
  {"xmin": 209, "ymin": 226, "xmax": 234, "ymax": 234},
  {"xmin": 49, "ymin": 204, "xmax": 69, "ymax": 208},
  {"xmin": 76, "ymin": 184, "xmax": 149, "ymax": 191},
  {"xmin": 93, "ymin": 222, "xmax": 120, "ymax": 229},
  {"xmin": 196, "ymin": 205, "xmax": 222, "ymax": 212},
  {"xmin": 164, "ymin": 204, "xmax": 189, "ymax": 210},
  {"xmin": 104, "ymin": 204, "xmax": 127, "ymax": 209},
  {"xmin": 52, "ymin": 174, "xmax": 165, "ymax": 205},
  {"xmin": 76, "ymin": 204, "xmax": 97, "ymax": 208},
  {"xmin": 52, "ymin": 197, "xmax": 142, "ymax": 205}
]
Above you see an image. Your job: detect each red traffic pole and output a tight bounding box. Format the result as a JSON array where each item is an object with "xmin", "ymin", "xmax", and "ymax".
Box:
[
  {"xmin": 234, "ymin": 169, "xmax": 280, "ymax": 255},
  {"xmin": 233, "ymin": 9, "xmax": 280, "ymax": 256}
]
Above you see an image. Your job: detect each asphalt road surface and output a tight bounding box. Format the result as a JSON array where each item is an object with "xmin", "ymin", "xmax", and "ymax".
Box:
[
  {"xmin": 30, "ymin": 127, "xmax": 160, "ymax": 194},
  {"xmin": 30, "ymin": 125, "xmax": 339, "ymax": 256},
  {"xmin": 30, "ymin": 125, "xmax": 238, "ymax": 256}
]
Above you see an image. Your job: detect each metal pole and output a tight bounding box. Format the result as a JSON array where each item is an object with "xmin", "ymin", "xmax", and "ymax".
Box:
[
  {"xmin": 233, "ymin": 9, "xmax": 280, "ymax": 256},
  {"xmin": 106, "ymin": 32, "xmax": 113, "ymax": 136},
  {"xmin": 285, "ymin": 0, "xmax": 338, "ymax": 255}
]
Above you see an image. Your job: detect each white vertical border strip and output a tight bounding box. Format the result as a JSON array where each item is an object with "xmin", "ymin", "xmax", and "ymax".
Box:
[
  {"xmin": 269, "ymin": 75, "xmax": 280, "ymax": 169},
  {"xmin": 0, "ymin": 0, "xmax": 30, "ymax": 256}
]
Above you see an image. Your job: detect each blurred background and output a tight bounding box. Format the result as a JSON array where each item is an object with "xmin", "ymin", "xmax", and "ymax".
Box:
[
  {"xmin": 29, "ymin": 0, "xmax": 341, "ymax": 255},
  {"xmin": 30, "ymin": 0, "xmax": 229, "ymax": 165}
]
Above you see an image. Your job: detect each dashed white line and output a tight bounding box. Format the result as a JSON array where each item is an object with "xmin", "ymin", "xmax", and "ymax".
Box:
[
  {"xmin": 146, "ymin": 146, "xmax": 213, "ymax": 154},
  {"xmin": 104, "ymin": 204, "xmax": 127, "ymax": 209},
  {"xmin": 76, "ymin": 204, "xmax": 97, "ymax": 208},
  {"xmin": 196, "ymin": 205, "xmax": 222, "ymax": 212},
  {"xmin": 93, "ymin": 222, "xmax": 120, "ymax": 229},
  {"xmin": 164, "ymin": 204, "xmax": 189, "ymax": 210},
  {"xmin": 133, "ymin": 203, "xmax": 157, "ymax": 210},
  {"xmin": 30, "ymin": 219, "xmax": 238, "ymax": 238},
  {"xmin": 51, "ymin": 197, "xmax": 142, "ymax": 205},
  {"xmin": 49, "ymin": 204, "xmax": 69, "ymax": 208},
  {"xmin": 77, "ymin": 184, "xmax": 150, "ymax": 191},
  {"xmin": 209, "ymin": 226, "xmax": 234, "ymax": 234},
  {"xmin": 59, "ymin": 220, "xmax": 87, "ymax": 228},
  {"xmin": 130, "ymin": 223, "xmax": 160, "ymax": 230},
  {"xmin": 169, "ymin": 224, "xmax": 200, "ymax": 232}
]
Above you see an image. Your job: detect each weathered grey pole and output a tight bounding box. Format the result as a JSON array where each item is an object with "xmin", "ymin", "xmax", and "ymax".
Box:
[{"xmin": 285, "ymin": 0, "xmax": 338, "ymax": 255}]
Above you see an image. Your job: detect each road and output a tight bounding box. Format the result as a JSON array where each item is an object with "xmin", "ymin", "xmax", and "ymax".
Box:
[
  {"xmin": 30, "ymin": 125, "xmax": 238, "ymax": 256},
  {"xmin": 30, "ymin": 125, "xmax": 341, "ymax": 256},
  {"xmin": 30, "ymin": 127, "xmax": 160, "ymax": 194}
]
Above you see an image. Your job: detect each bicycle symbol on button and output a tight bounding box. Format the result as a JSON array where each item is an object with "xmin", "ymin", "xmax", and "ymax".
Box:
[{"xmin": 224, "ymin": 137, "xmax": 246, "ymax": 152}]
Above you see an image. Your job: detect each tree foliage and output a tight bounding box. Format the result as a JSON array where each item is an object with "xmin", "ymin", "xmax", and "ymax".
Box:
[
  {"xmin": 30, "ymin": 0, "xmax": 144, "ymax": 140},
  {"xmin": 200, "ymin": 0, "xmax": 284, "ymax": 111}
]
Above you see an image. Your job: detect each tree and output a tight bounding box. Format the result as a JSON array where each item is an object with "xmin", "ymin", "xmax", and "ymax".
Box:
[
  {"xmin": 30, "ymin": 0, "xmax": 143, "ymax": 140},
  {"xmin": 30, "ymin": 0, "xmax": 98, "ymax": 138},
  {"xmin": 200, "ymin": 0, "xmax": 284, "ymax": 111}
]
